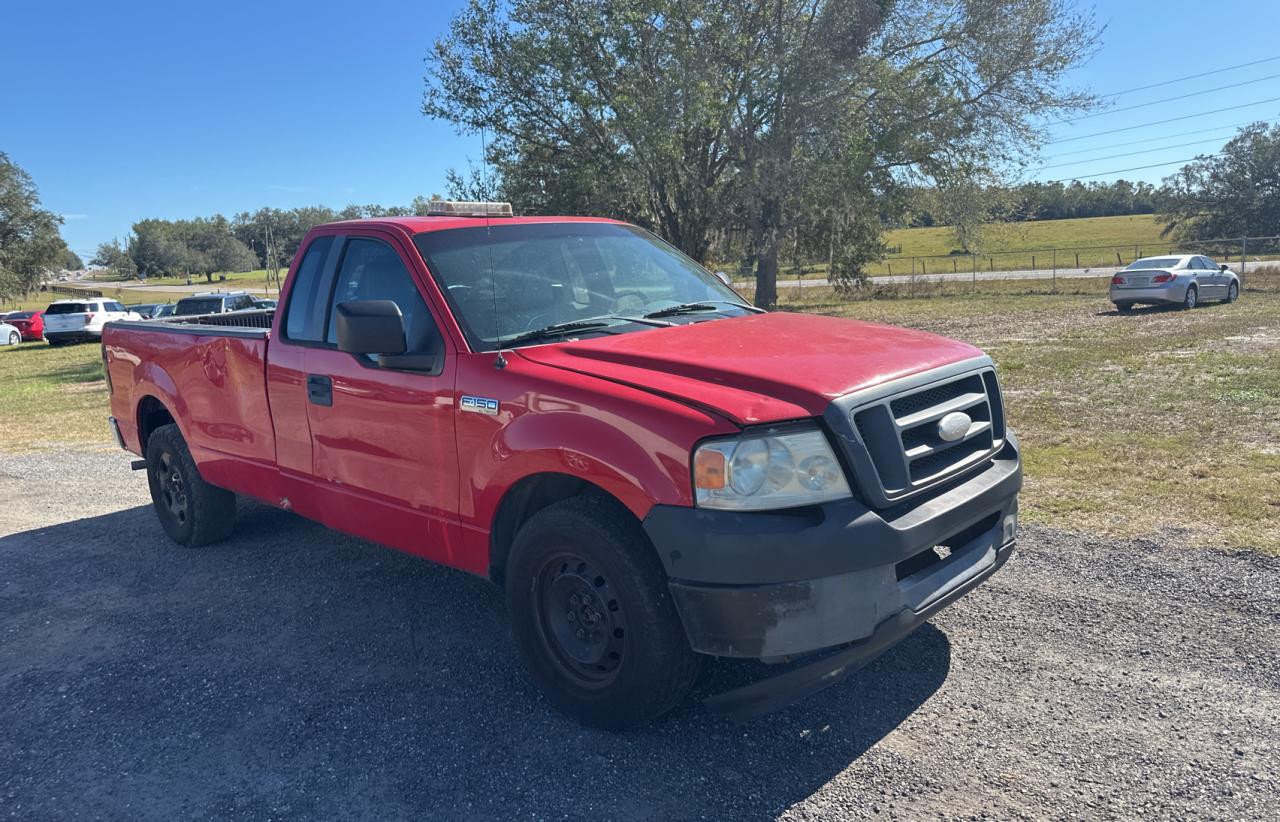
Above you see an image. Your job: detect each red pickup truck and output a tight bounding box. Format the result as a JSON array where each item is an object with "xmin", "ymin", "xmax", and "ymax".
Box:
[{"xmin": 103, "ymin": 203, "xmax": 1021, "ymax": 728}]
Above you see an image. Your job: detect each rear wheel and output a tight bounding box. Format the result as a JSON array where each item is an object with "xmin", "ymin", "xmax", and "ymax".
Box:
[
  {"xmin": 1116, "ymin": 303, "xmax": 1133, "ymax": 313},
  {"xmin": 1182, "ymin": 285, "xmax": 1198, "ymax": 310},
  {"xmin": 1226, "ymin": 282, "xmax": 1239, "ymax": 303},
  {"xmin": 505, "ymin": 494, "xmax": 701, "ymax": 729},
  {"xmin": 6, "ymin": 331, "xmax": 18, "ymax": 346},
  {"xmin": 145, "ymin": 423, "xmax": 236, "ymax": 547}
]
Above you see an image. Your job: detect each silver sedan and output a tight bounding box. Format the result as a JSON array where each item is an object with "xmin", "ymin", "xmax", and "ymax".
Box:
[{"xmin": 1110, "ymin": 254, "xmax": 1240, "ymax": 312}]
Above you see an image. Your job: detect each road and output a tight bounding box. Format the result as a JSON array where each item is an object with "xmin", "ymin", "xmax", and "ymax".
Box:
[
  {"xmin": 1, "ymin": 448, "xmax": 1276, "ymax": 820},
  {"xmin": 738, "ymin": 258, "xmax": 1280, "ymax": 289}
]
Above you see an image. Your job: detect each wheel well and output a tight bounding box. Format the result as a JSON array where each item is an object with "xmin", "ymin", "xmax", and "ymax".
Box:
[
  {"xmin": 136, "ymin": 396, "xmax": 176, "ymax": 452},
  {"xmin": 489, "ymin": 473, "xmax": 622, "ymax": 585}
]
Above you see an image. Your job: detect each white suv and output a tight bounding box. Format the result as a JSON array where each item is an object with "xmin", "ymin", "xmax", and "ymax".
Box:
[{"xmin": 43, "ymin": 299, "xmax": 141, "ymax": 345}]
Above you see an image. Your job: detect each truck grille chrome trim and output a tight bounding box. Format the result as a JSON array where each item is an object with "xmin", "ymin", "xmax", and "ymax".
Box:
[{"xmin": 823, "ymin": 357, "xmax": 1006, "ymax": 509}]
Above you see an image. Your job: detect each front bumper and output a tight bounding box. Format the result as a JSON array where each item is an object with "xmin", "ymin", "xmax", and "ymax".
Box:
[
  {"xmin": 1110, "ymin": 284, "xmax": 1184, "ymax": 304},
  {"xmin": 642, "ymin": 439, "xmax": 1020, "ymax": 718}
]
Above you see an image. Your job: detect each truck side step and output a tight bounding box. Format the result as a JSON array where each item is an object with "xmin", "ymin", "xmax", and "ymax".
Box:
[{"xmin": 130, "ymin": 459, "xmax": 148, "ymax": 471}]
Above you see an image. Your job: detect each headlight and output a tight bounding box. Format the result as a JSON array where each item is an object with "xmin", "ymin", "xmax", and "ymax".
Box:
[{"xmin": 693, "ymin": 425, "xmax": 852, "ymax": 511}]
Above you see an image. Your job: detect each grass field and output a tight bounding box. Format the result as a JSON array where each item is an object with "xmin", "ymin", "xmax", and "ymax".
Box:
[
  {"xmin": 772, "ymin": 213, "xmax": 1256, "ymax": 278},
  {"xmin": 3, "ymin": 267, "xmax": 1276, "ymax": 552}
]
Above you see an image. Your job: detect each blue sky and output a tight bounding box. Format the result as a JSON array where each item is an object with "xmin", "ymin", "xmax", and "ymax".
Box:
[{"xmin": 3, "ymin": 1, "xmax": 1278, "ymax": 260}]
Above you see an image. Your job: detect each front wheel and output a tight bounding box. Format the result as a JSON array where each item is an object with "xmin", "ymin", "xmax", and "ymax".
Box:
[
  {"xmin": 1115, "ymin": 303, "xmax": 1133, "ymax": 313},
  {"xmin": 1226, "ymin": 282, "xmax": 1239, "ymax": 303},
  {"xmin": 1182, "ymin": 285, "xmax": 1198, "ymax": 310},
  {"xmin": 145, "ymin": 423, "xmax": 236, "ymax": 547},
  {"xmin": 7, "ymin": 331, "xmax": 17, "ymax": 346},
  {"xmin": 505, "ymin": 495, "xmax": 702, "ymax": 729}
]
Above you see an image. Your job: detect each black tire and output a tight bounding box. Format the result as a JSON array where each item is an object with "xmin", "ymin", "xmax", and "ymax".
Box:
[
  {"xmin": 144, "ymin": 423, "xmax": 236, "ymax": 547},
  {"xmin": 1116, "ymin": 303, "xmax": 1133, "ymax": 313},
  {"xmin": 47, "ymin": 339, "xmax": 63, "ymax": 347},
  {"xmin": 505, "ymin": 494, "xmax": 702, "ymax": 730},
  {"xmin": 1182, "ymin": 284, "xmax": 1198, "ymax": 310},
  {"xmin": 1226, "ymin": 281, "xmax": 1239, "ymax": 303}
]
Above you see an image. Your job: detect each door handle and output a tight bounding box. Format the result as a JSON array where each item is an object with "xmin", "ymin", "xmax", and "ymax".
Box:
[{"xmin": 307, "ymin": 374, "xmax": 333, "ymax": 407}]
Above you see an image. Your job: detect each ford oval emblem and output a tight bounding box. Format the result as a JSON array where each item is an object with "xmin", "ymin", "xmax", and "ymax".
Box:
[{"xmin": 937, "ymin": 411, "xmax": 972, "ymax": 442}]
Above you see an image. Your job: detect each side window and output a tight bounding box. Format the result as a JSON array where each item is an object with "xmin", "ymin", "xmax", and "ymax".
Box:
[
  {"xmin": 231, "ymin": 295, "xmax": 254, "ymax": 311},
  {"xmin": 284, "ymin": 236, "xmax": 336, "ymax": 342},
  {"xmin": 107, "ymin": 301, "xmax": 127, "ymax": 313},
  {"xmin": 325, "ymin": 238, "xmax": 438, "ymax": 356}
]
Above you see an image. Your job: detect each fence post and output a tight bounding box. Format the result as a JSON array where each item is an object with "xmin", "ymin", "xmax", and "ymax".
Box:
[
  {"xmin": 1241, "ymin": 236, "xmax": 1247, "ymax": 276},
  {"xmin": 1052, "ymin": 249, "xmax": 1057, "ymax": 292},
  {"xmin": 1032, "ymin": 255, "xmax": 1036, "ymax": 271},
  {"xmin": 952, "ymin": 258, "xmax": 957, "ymax": 274},
  {"xmin": 1075, "ymin": 252, "xmax": 1079, "ymax": 269},
  {"xmin": 972, "ymin": 253, "xmax": 977, "ymax": 289}
]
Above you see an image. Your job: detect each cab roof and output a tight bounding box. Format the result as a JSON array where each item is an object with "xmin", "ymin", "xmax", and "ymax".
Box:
[{"xmin": 318, "ymin": 215, "xmax": 625, "ymax": 235}]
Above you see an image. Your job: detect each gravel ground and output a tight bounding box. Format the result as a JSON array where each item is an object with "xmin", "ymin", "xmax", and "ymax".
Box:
[{"xmin": 2, "ymin": 450, "xmax": 1277, "ymax": 821}]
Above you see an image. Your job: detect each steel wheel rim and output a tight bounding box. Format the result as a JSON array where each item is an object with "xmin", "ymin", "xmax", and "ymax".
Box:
[
  {"xmin": 1229, "ymin": 283, "xmax": 1238, "ymax": 301},
  {"xmin": 533, "ymin": 551, "xmax": 627, "ymax": 687},
  {"xmin": 7, "ymin": 332, "xmax": 16, "ymax": 345},
  {"xmin": 156, "ymin": 451, "xmax": 189, "ymax": 525},
  {"xmin": 1186, "ymin": 288, "xmax": 1196, "ymax": 309}
]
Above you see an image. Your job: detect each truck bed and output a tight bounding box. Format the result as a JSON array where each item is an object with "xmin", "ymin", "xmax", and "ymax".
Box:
[{"xmin": 103, "ymin": 312, "xmax": 278, "ymax": 482}]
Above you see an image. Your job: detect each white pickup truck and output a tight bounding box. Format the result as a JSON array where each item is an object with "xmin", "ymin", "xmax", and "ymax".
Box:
[{"xmin": 43, "ymin": 299, "xmax": 141, "ymax": 345}]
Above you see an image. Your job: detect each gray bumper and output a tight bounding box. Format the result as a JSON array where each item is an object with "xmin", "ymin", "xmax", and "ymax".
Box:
[
  {"xmin": 642, "ymin": 440, "xmax": 1021, "ymax": 660},
  {"xmin": 1110, "ymin": 284, "xmax": 1183, "ymax": 304}
]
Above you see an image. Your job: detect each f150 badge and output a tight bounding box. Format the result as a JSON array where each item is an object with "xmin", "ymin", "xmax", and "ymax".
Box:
[{"xmin": 461, "ymin": 395, "xmax": 500, "ymax": 415}]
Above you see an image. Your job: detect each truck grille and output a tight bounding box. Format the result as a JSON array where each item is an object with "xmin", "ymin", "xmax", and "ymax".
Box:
[{"xmin": 848, "ymin": 368, "xmax": 1005, "ymax": 503}]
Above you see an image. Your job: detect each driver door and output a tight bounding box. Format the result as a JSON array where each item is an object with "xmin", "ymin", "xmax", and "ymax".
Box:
[{"xmin": 301, "ymin": 232, "xmax": 464, "ymax": 568}]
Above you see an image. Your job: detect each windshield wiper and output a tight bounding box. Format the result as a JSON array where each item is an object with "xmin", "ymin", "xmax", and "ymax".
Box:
[
  {"xmin": 497, "ymin": 315, "xmax": 671, "ymax": 347},
  {"xmin": 642, "ymin": 300, "xmax": 758, "ymax": 319}
]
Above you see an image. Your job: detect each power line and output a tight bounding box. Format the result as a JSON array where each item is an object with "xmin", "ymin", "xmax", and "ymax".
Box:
[
  {"xmin": 1036, "ymin": 136, "xmax": 1228, "ymax": 170},
  {"xmin": 1047, "ymin": 97, "xmax": 1280, "ymax": 144},
  {"xmin": 1040, "ymin": 153, "xmax": 1222, "ymax": 184},
  {"xmin": 1056, "ymin": 72, "xmax": 1280, "ymax": 123},
  {"xmin": 1043, "ymin": 121, "xmax": 1260, "ymax": 159},
  {"xmin": 1099, "ymin": 55, "xmax": 1280, "ymax": 99}
]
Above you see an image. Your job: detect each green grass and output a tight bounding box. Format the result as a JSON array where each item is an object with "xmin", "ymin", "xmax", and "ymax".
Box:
[
  {"xmin": 764, "ymin": 214, "xmax": 1191, "ymax": 278},
  {"xmin": 0, "ymin": 341, "xmax": 111, "ymax": 453}
]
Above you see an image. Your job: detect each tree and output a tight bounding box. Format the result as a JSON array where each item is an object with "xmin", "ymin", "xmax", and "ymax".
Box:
[
  {"xmin": 64, "ymin": 248, "xmax": 83, "ymax": 271},
  {"xmin": 425, "ymin": 0, "xmax": 1098, "ymax": 307},
  {"xmin": 91, "ymin": 239, "xmax": 137, "ymax": 279},
  {"xmin": 1158, "ymin": 122, "xmax": 1280, "ymax": 241},
  {"xmin": 0, "ymin": 152, "xmax": 67, "ymax": 299}
]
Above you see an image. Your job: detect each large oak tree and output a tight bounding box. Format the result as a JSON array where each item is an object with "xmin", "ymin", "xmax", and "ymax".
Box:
[{"xmin": 424, "ymin": 0, "xmax": 1097, "ymax": 307}]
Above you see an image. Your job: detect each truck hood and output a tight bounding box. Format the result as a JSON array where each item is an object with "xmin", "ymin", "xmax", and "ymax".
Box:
[{"xmin": 515, "ymin": 311, "xmax": 984, "ymax": 425}]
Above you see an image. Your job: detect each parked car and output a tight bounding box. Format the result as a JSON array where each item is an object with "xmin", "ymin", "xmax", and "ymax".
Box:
[
  {"xmin": 0, "ymin": 319, "xmax": 21, "ymax": 347},
  {"xmin": 172, "ymin": 291, "xmax": 258, "ymax": 316},
  {"xmin": 126, "ymin": 303, "xmax": 162, "ymax": 319},
  {"xmin": 44, "ymin": 299, "xmax": 141, "ymax": 345},
  {"xmin": 152, "ymin": 303, "xmax": 177, "ymax": 319},
  {"xmin": 1110, "ymin": 254, "xmax": 1240, "ymax": 312},
  {"xmin": 1, "ymin": 309, "xmax": 45, "ymax": 341},
  {"xmin": 251, "ymin": 298, "xmax": 278, "ymax": 310},
  {"xmin": 103, "ymin": 204, "xmax": 1022, "ymax": 728}
]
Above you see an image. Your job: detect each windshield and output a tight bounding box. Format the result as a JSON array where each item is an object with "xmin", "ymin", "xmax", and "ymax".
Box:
[
  {"xmin": 154, "ymin": 304, "xmax": 176, "ymax": 317},
  {"xmin": 174, "ymin": 298, "xmax": 223, "ymax": 316},
  {"xmin": 46, "ymin": 303, "xmax": 90, "ymax": 314},
  {"xmin": 1125, "ymin": 257, "xmax": 1182, "ymax": 270},
  {"xmin": 413, "ymin": 222, "xmax": 746, "ymax": 350}
]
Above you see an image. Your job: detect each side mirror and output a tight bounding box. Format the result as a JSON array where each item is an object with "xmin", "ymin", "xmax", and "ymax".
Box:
[
  {"xmin": 335, "ymin": 300, "xmax": 406, "ymax": 355},
  {"xmin": 1220, "ymin": 264, "xmax": 1229, "ymax": 271}
]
